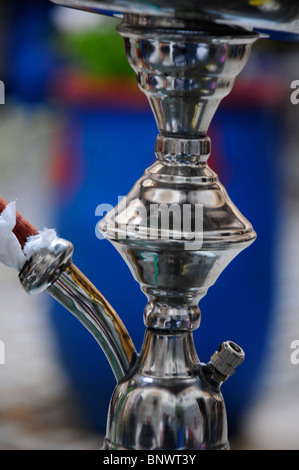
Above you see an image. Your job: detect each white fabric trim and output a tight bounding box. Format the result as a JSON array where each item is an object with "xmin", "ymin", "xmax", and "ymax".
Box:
[{"xmin": 0, "ymin": 201, "xmax": 57, "ymax": 271}]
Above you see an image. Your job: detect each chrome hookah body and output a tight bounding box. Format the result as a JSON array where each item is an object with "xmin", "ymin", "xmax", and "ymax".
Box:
[
  {"xmin": 99, "ymin": 15, "xmax": 257, "ymax": 450},
  {"xmin": 17, "ymin": 0, "xmax": 299, "ymax": 451}
]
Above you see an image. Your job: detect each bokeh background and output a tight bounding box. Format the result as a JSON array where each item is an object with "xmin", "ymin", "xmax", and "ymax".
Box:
[{"xmin": 1, "ymin": 0, "xmax": 299, "ymax": 450}]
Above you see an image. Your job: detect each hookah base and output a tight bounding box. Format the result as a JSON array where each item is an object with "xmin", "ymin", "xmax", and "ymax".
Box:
[{"xmin": 101, "ymin": 437, "xmax": 230, "ymax": 451}]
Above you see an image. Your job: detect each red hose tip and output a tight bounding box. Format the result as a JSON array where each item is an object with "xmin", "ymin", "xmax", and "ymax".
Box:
[{"xmin": 0, "ymin": 197, "xmax": 39, "ymax": 250}]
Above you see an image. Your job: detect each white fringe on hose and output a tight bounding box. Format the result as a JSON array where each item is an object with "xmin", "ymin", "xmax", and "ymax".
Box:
[{"xmin": 0, "ymin": 201, "xmax": 57, "ymax": 271}]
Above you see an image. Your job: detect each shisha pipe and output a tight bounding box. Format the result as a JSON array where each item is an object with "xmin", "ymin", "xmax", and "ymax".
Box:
[
  {"xmin": 0, "ymin": 197, "xmax": 137, "ymax": 382},
  {"xmin": 0, "ymin": 196, "xmax": 246, "ymax": 450},
  {"xmin": 3, "ymin": 0, "xmax": 299, "ymax": 452},
  {"xmin": 0, "ymin": 10, "xmax": 259, "ymax": 451}
]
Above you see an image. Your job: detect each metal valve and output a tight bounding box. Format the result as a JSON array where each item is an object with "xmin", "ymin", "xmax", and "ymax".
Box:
[{"xmin": 210, "ymin": 341, "xmax": 245, "ymax": 379}]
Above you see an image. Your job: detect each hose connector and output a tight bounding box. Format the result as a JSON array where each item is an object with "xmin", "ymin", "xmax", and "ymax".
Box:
[
  {"xmin": 209, "ymin": 340, "xmax": 245, "ymax": 382},
  {"xmin": 19, "ymin": 238, "xmax": 74, "ymax": 294}
]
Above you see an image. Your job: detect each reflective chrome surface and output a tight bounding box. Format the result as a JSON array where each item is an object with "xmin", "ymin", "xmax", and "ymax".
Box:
[
  {"xmin": 98, "ymin": 16, "xmax": 255, "ymax": 449},
  {"xmin": 118, "ymin": 16, "xmax": 258, "ymax": 136},
  {"xmin": 51, "ymin": 0, "xmax": 299, "ymax": 37},
  {"xmin": 19, "ymin": 237, "xmax": 74, "ymax": 295},
  {"xmin": 18, "ymin": 237, "xmax": 245, "ymax": 449},
  {"xmin": 103, "ymin": 331, "xmax": 243, "ymax": 450},
  {"xmin": 100, "ymin": 155, "xmax": 255, "ymax": 330},
  {"xmin": 49, "ymin": 264, "xmax": 138, "ymax": 381},
  {"xmin": 100, "ymin": 16, "xmax": 257, "ymax": 332},
  {"xmin": 19, "ymin": 245, "xmax": 137, "ymax": 382},
  {"xmin": 19, "ymin": 10, "xmax": 261, "ymax": 450}
]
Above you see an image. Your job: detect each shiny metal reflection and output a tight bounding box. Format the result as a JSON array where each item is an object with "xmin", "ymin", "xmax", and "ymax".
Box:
[{"xmin": 51, "ymin": 0, "xmax": 299, "ymax": 37}]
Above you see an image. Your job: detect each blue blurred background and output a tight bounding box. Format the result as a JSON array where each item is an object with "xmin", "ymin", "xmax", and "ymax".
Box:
[{"xmin": 0, "ymin": 0, "xmax": 299, "ymax": 450}]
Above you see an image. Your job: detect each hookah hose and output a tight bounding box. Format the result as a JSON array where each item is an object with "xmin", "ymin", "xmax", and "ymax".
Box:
[
  {"xmin": 0, "ymin": 197, "xmax": 39, "ymax": 249},
  {"xmin": 0, "ymin": 196, "xmax": 137, "ymax": 380}
]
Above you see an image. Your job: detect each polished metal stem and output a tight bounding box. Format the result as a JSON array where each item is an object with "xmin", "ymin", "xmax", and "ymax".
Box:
[
  {"xmin": 99, "ymin": 15, "xmax": 256, "ymax": 449},
  {"xmin": 48, "ymin": 264, "xmax": 138, "ymax": 382},
  {"xmin": 19, "ymin": 240, "xmax": 137, "ymax": 382}
]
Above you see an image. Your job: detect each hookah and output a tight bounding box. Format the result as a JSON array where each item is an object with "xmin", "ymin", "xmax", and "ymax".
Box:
[{"xmin": 1, "ymin": 0, "xmax": 299, "ymax": 451}]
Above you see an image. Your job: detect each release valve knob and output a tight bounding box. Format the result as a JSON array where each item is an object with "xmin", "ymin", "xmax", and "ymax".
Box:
[{"xmin": 210, "ymin": 340, "xmax": 245, "ymax": 379}]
